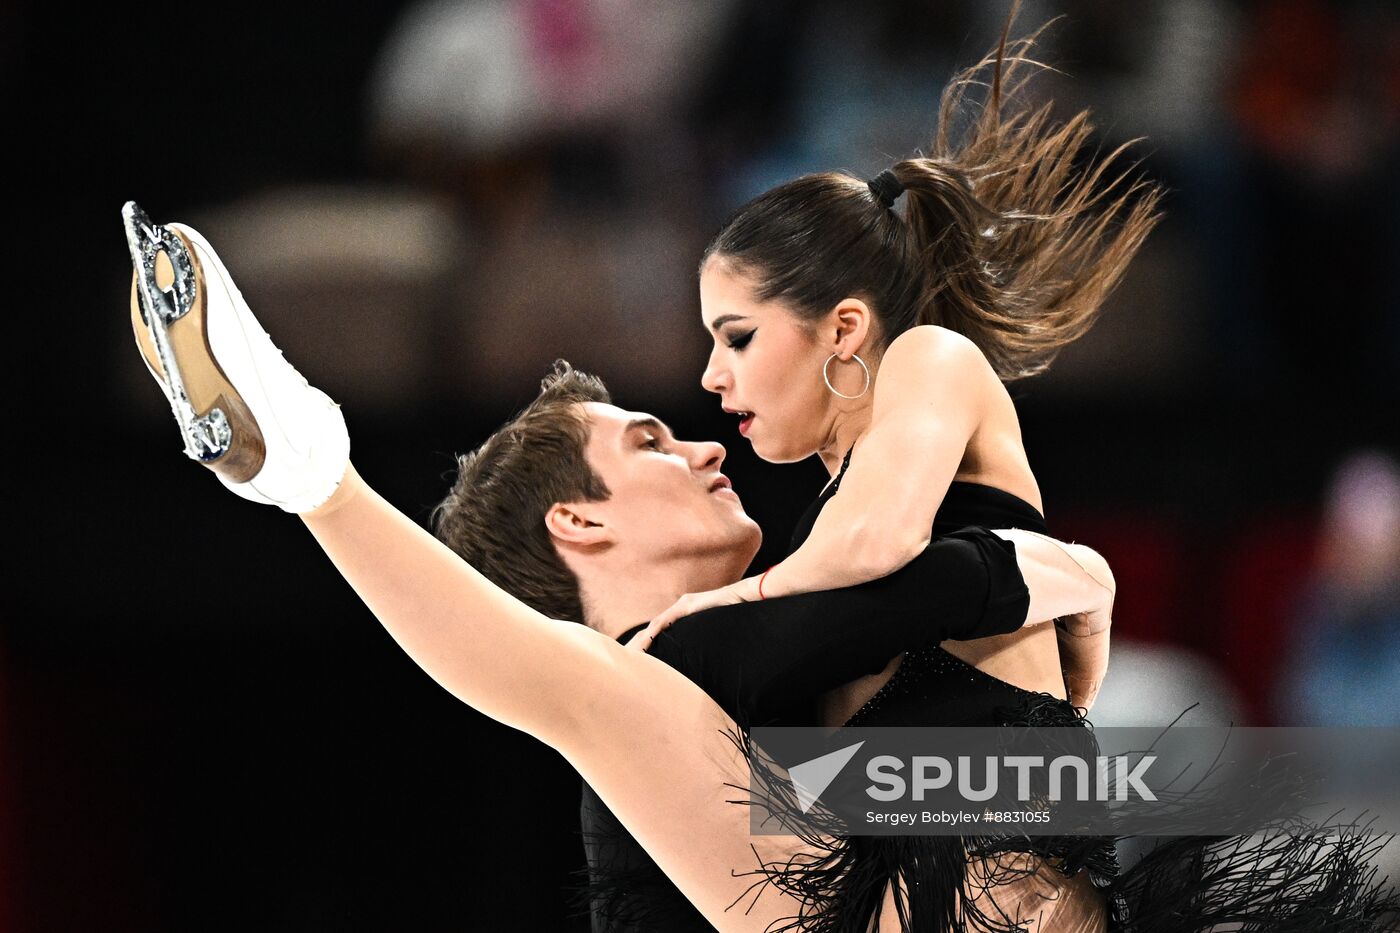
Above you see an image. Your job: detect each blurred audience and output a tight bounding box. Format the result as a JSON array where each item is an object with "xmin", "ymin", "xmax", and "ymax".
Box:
[
  {"xmin": 1277, "ymin": 450, "xmax": 1400, "ymax": 726},
  {"xmin": 90, "ymin": 0, "xmax": 1400, "ymax": 721},
  {"xmin": 1224, "ymin": 0, "xmax": 1400, "ymax": 399},
  {"xmin": 361, "ymin": 0, "xmax": 741, "ymax": 402},
  {"xmin": 0, "ymin": 647, "xmax": 15, "ymax": 932},
  {"xmin": 1091, "ymin": 640, "xmax": 1244, "ymax": 727},
  {"xmin": 105, "ymin": 0, "xmax": 1400, "ymax": 715}
]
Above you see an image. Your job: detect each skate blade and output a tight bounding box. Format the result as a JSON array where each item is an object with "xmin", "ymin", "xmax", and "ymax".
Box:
[{"xmin": 124, "ymin": 202, "xmax": 266, "ymax": 483}]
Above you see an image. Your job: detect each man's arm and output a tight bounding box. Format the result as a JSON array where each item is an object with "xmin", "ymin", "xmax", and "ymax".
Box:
[{"xmin": 999, "ymin": 529, "xmax": 1115, "ymax": 713}]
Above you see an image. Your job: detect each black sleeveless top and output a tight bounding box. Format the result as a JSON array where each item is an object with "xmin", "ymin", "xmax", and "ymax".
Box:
[
  {"xmin": 577, "ymin": 460, "xmax": 1046, "ymax": 931},
  {"xmin": 582, "ymin": 454, "xmax": 1400, "ymax": 932},
  {"xmin": 789, "ymin": 451, "xmax": 1063, "ymax": 730},
  {"xmin": 790, "ymin": 453, "xmax": 1049, "ymax": 545}
]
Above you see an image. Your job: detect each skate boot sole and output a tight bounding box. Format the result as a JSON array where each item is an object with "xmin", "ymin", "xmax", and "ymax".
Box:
[{"xmin": 126, "ymin": 208, "xmax": 267, "ymax": 483}]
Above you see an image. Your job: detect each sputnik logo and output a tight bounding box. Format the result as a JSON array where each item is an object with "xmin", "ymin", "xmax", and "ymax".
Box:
[{"xmin": 788, "ymin": 741, "xmax": 865, "ymax": 813}]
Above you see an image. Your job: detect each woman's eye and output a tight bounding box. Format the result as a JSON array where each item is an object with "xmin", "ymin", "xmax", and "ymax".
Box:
[
  {"xmin": 727, "ymin": 329, "xmax": 756, "ymax": 351},
  {"xmin": 641, "ymin": 436, "xmax": 661, "ymax": 450}
]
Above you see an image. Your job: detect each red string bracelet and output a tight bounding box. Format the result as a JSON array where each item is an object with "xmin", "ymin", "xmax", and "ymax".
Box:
[{"xmin": 758, "ymin": 565, "xmax": 776, "ymax": 600}]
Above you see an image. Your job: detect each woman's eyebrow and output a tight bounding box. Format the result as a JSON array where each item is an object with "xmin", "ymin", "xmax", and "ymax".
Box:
[{"xmin": 707, "ymin": 314, "xmax": 750, "ymax": 332}]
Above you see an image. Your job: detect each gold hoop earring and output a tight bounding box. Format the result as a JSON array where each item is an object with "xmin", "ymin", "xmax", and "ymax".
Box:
[{"xmin": 822, "ymin": 353, "xmax": 870, "ymax": 400}]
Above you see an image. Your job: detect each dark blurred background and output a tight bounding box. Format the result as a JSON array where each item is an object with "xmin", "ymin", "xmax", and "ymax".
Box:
[{"xmin": 8, "ymin": 0, "xmax": 1400, "ymax": 929}]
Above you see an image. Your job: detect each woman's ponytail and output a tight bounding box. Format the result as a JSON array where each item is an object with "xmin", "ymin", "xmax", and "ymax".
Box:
[
  {"xmin": 705, "ymin": 4, "xmax": 1164, "ymax": 381},
  {"xmin": 893, "ymin": 11, "xmax": 1164, "ymax": 380}
]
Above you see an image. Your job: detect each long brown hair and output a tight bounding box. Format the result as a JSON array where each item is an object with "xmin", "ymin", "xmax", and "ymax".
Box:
[{"xmin": 703, "ymin": 5, "xmax": 1164, "ymax": 381}]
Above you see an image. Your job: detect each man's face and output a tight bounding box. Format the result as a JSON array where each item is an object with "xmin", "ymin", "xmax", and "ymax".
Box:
[{"xmin": 575, "ymin": 402, "xmax": 762, "ymax": 568}]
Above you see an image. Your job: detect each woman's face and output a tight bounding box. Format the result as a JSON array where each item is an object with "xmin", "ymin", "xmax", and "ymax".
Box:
[{"xmin": 699, "ymin": 259, "xmax": 847, "ymax": 463}]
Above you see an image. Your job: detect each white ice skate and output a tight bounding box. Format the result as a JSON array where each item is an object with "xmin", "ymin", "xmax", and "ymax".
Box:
[{"xmin": 123, "ymin": 201, "xmax": 349, "ymax": 513}]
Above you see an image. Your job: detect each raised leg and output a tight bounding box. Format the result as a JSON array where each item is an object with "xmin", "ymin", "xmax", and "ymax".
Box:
[
  {"xmin": 301, "ymin": 466, "xmax": 819, "ymax": 931},
  {"xmin": 123, "ymin": 204, "xmax": 817, "ymax": 930}
]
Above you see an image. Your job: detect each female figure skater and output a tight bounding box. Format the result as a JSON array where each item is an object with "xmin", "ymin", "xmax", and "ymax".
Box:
[
  {"xmin": 642, "ymin": 15, "xmax": 1153, "ymax": 724},
  {"xmin": 598, "ymin": 19, "xmax": 1155, "ymax": 928},
  {"xmin": 632, "ymin": 12, "xmax": 1399, "ymax": 932},
  {"xmin": 122, "ymin": 203, "xmax": 1118, "ymax": 931}
]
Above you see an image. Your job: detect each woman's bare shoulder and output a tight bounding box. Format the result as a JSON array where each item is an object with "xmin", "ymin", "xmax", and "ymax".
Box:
[{"xmin": 879, "ymin": 325, "xmax": 997, "ymax": 389}]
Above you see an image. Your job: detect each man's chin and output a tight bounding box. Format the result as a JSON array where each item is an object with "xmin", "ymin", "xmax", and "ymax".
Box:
[
  {"xmin": 737, "ymin": 522, "xmax": 763, "ymax": 565},
  {"xmin": 707, "ymin": 517, "xmax": 762, "ymax": 567}
]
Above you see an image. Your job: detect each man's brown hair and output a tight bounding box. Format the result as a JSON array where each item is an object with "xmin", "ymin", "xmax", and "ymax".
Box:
[{"xmin": 431, "ymin": 360, "xmax": 611, "ymax": 623}]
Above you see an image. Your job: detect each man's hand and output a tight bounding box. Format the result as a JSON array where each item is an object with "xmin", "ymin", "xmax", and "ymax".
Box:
[
  {"xmin": 1059, "ymin": 622, "xmax": 1110, "ymax": 712},
  {"xmin": 1053, "ymin": 545, "xmax": 1112, "ymax": 712},
  {"xmin": 625, "ymin": 577, "xmax": 761, "ymax": 651},
  {"xmin": 991, "ymin": 530, "xmax": 1114, "ymax": 712}
]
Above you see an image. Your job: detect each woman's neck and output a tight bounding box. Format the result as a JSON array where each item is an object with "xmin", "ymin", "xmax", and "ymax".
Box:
[
  {"xmin": 818, "ymin": 403, "xmax": 874, "ymax": 476},
  {"xmin": 816, "ymin": 346, "xmax": 882, "ymax": 476}
]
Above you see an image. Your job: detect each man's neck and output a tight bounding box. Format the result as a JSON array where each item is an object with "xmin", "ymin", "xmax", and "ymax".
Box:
[{"xmin": 579, "ymin": 553, "xmax": 746, "ymax": 641}]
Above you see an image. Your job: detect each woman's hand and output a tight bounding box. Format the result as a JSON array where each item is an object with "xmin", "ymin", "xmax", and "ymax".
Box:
[{"xmin": 626, "ymin": 577, "xmax": 762, "ymax": 651}]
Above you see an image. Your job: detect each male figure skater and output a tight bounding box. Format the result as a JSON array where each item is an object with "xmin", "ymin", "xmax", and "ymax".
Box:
[{"xmin": 430, "ymin": 362, "xmax": 1110, "ymax": 930}]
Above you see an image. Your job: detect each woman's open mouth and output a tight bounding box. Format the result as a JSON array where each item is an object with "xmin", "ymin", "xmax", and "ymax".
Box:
[{"xmin": 723, "ymin": 406, "xmax": 755, "ymax": 437}]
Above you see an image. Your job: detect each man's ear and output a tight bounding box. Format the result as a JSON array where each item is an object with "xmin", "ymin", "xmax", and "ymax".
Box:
[
  {"xmin": 828, "ymin": 297, "xmax": 874, "ymax": 359},
  {"xmin": 545, "ymin": 502, "xmax": 613, "ymax": 548}
]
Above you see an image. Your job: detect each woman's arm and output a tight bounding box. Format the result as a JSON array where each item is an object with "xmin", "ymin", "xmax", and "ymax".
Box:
[
  {"xmin": 648, "ymin": 326, "xmax": 993, "ymax": 625},
  {"xmin": 646, "ymin": 528, "xmax": 1029, "ymax": 726},
  {"xmin": 761, "ymin": 326, "xmax": 990, "ymax": 596},
  {"xmin": 636, "ymin": 529, "xmax": 1113, "ymax": 724}
]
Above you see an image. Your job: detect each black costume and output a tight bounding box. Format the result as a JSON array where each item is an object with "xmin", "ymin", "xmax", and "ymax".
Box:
[
  {"xmin": 737, "ymin": 460, "xmax": 1110, "ymax": 932},
  {"xmin": 580, "ymin": 521, "xmax": 1032, "ymax": 931},
  {"xmin": 579, "ymin": 453, "xmax": 1400, "ymax": 931}
]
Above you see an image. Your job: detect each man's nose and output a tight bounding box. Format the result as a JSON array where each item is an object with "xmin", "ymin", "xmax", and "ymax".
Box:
[{"xmin": 691, "ymin": 440, "xmax": 726, "ymax": 472}]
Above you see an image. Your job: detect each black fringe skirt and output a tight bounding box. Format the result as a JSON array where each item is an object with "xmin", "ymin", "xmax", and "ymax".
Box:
[{"xmin": 724, "ymin": 693, "xmax": 1400, "ymax": 932}]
